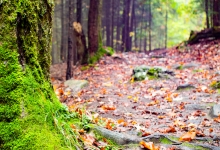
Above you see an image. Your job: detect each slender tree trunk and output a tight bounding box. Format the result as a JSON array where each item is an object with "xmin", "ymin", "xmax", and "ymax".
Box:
[
  {"xmin": 111, "ymin": 0, "xmax": 115, "ymax": 48},
  {"xmin": 125, "ymin": 0, "xmax": 131, "ymax": 52},
  {"xmin": 61, "ymin": 0, "xmax": 65, "ymax": 62},
  {"xmin": 205, "ymin": 0, "xmax": 210, "ymax": 28},
  {"xmin": 77, "ymin": 0, "xmax": 82, "ymax": 23},
  {"xmin": 116, "ymin": 0, "xmax": 121, "ymax": 51},
  {"xmin": 88, "ymin": 0, "xmax": 101, "ymax": 54},
  {"xmin": 139, "ymin": 6, "xmax": 145, "ymax": 51},
  {"xmin": 128, "ymin": 0, "xmax": 135, "ymax": 51},
  {"xmin": 133, "ymin": 2, "xmax": 138, "ymax": 51},
  {"xmin": 149, "ymin": 0, "xmax": 152, "ymax": 51},
  {"xmin": 76, "ymin": 0, "xmax": 88, "ymax": 64},
  {"xmin": 106, "ymin": 0, "xmax": 111, "ymax": 46},
  {"xmin": 165, "ymin": 6, "xmax": 168, "ymax": 48},
  {"xmin": 213, "ymin": 0, "xmax": 220, "ymax": 26},
  {"xmin": 121, "ymin": 1, "xmax": 126, "ymax": 51},
  {"xmin": 66, "ymin": 0, "xmax": 74, "ymax": 80}
]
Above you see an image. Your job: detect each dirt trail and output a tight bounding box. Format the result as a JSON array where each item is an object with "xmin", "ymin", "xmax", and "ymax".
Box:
[{"xmin": 51, "ymin": 41, "xmax": 220, "ymax": 147}]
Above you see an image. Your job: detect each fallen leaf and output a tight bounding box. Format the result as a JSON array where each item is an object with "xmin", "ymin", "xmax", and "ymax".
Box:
[
  {"xmin": 179, "ymin": 131, "xmax": 196, "ymax": 142},
  {"xmin": 140, "ymin": 141, "xmax": 159, "ymax": 150}
]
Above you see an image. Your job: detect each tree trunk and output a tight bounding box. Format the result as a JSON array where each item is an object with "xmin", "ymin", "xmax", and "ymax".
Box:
[
  {"xmin": 128, "ymin": 0, "xmax": 135, "ymax": 51},
  {"xmin": 213, "ymin": 0, "xmax": 220, "ymax": 26},
  {"xmin": 165, "ymin": 6, "xmax": 168, "ymax": 48},
  {"xmin": 106, "ymin": 0, "xmax": 111, "ymax": 46},
  {"xmin": 149, "ymin": 0, "xmax": 152, "ymax": 51},
  {"xmin": 0, "ymin": 1, "xmax": 71, "ymax": 149},
  {"xmin": 88, "ymin": 0, "xmax": 101, "ymax": 54},
  {"xmin": 139, "ymin": 6, "xmax": 145, "ymax": 51},
  {"xmin": 116, "ymin": 0, "xmax": 121, "ymax": 51},
  {"xmin": 111, "ymin": 0, "xmax": 115, "ymax": 48},
  {"xmin": 61, "ymin": 0, "xmax": 67, "ymax": 62},
  {"xmin": 125, "ymin": 0, "xmax": 131, "ymax": 52},
  {"xmin": 205, "ymin": 0, "xmax": 210, "ymax": 28},
  {"xmin": 76, "ymin": 0, "xmax": 88, "ymax": 64},
  {"xmin": 66, "ymin": 0, "xmax": 75, "ymax": 80}
]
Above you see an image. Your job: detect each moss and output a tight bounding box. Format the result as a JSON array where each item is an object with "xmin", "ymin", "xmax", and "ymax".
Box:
[
  {"xmin": 0, "ymin": 1, "xmax": 85, "ymax": 149},
  {"xmin": 88, "ymin": 46, "xmax": 115, "ymax": 64},
  {"xmin": 210, "ymin": 81, "xmax": 220, "ymax": 89}
]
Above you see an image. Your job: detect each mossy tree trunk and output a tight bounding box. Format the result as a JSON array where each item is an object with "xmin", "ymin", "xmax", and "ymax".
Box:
[{"xmin": 0, "ymin": 1, "xmax": 70, "ymax": 149}]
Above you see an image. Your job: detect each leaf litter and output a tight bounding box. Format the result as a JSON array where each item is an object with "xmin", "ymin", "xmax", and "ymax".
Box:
[{"xmin": 50, "ymin": 40, "xmax": 220, "ymax": 149}]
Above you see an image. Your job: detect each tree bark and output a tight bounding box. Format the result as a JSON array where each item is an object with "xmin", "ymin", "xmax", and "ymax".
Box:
[
  {"xmin": 213, "ymin": 0, "xmax": 220, "ymax": 26},
  {"xmin": 61, "ymin": 0, "xmax": 66, "ymax": 62},
  {"xmin": 149, "ymin": 0, "xmax": 152, "ymax": 51},
  {"xmin": 0, "ymin": 1, "xmax": 70, "ymax": 149},
  {"xmin": 88, "ymin": 0, "xmax": 101, "ymax": 54},
  {"xmin": 125, "ymin": 0, "xmax": 131, "ymax": 52},
  {"xmin": 111, "ymin": 0, "xmax": 115, "ymax": 48},
  {"xmin": 106, "ymin": 0, "xmax": 111, "ymax": 46},
  {"xmin": 76, "ymin": 0, "xmax": 88, "ymax": 64},
  {"xmin": 66, "ymin": 0, "xmax": 75, "ymax": 80},
  {"xmin": 205, "ymin": 0, "xmax": 210, "ymax": 28}
]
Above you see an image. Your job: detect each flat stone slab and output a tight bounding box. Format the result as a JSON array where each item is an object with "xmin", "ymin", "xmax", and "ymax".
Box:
[{"xmin": 64, "ymin": 80, "xmax": 88, "ymax": 94}]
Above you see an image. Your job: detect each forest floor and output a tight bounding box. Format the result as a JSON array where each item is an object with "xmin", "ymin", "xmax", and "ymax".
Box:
[{"xmin": 50, "ymin": 40, "xmax": 220, "ymax": 149}]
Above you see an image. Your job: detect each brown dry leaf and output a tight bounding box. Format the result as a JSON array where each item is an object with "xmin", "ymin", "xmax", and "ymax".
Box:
[
  {"xmin": 164, "ymin": 126, "xmax": 176, "ymax": 133},
  {"xmin": 101, "ymin": 105, "xmax": 116, "ymax": 110},
  {"xmin": 142, "ymin": 132, "xmax": 151, "ymax": 137},
  {"xmin": 55, "ymin": 88, "xmax": 64, "ymax": 96},
  {"xmin": 179, "ymin": 131, "xmax": 196, "ymax": 142},
  {"xmin": 158, "ymin": 116, "xmax": 166, "ymax": 119},
  {"xmin": 80, "ymin": 134, "xmax": 95, "ymax": 145},
  {"xmin": 214, "ymin": 116, "xmax": 220, "ymax": 123},
  {"xmin": 140, "ymin": 141, "xmax": 159, "ymax": 150}
]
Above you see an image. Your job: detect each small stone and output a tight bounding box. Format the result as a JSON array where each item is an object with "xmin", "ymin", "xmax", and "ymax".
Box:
[
  {"xmin": 64, "ymin": 80, "xmax": 89, "ymax": 95},
  {"xmin": 185, "ymin": 104, "xmax": 206, "ymax": 110},
  {"xmin": 176, "ymin": 83, "xmax": 195, "ymax": 90},
  {"xmin": 209, "ymin": 104, "xmax": 220, "ymax": 118}
]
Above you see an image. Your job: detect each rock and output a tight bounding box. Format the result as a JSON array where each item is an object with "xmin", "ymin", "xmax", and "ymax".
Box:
[
  {"xmin": 94, "ymin": 126, "xmax": 141, "ymax": 145},
  {"xmin": 134, "ymin": 72, "xmax": 147, "ymax": 81},
  {"xmin": 209, "ymin": 104, "xmax": 220, "ymax": 118},
  {"xmin": 176, "ymin": 83, "xmax": 195, "ymax": 90},
  {"xmin": 172, "ymin": 62, "xmax": 200, "ymax": 70},
  {"xmin": 132, "ymin": 66, "xmax": 174, "ymax": 81},
  {"xmin": 185, "ymin": 104, "xmax": 206, "ymax": 110},
  {"xmin": 133, "ymin": 65, "xmax": 150, "ymax": 73},
  {"xmin": 64, "ymin": 80, "xmax": 88, "ymax": 95},
  {"xmin": 215, "ymin": 71, "xmax": 220, "ymax": 75},
  {"xmin": 183, "ymin": 62, "xmax": 200, "ymax": 69}
]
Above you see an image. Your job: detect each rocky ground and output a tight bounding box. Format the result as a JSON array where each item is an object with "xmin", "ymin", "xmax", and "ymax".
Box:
[{"xmin": 50, "ymin": 40, "xmax": 220, "ymax": 149}]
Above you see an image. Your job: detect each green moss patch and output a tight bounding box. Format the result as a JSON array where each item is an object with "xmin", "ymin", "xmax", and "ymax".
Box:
[{"xmin": 88, "ymin": 46, "xmax": 115, "ymax": 64}]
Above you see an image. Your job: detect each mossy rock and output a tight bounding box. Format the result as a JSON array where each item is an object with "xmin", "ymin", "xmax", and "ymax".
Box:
[{"xmin": 133, "ymin": 66, "xmax": 163, "ymax": 81}]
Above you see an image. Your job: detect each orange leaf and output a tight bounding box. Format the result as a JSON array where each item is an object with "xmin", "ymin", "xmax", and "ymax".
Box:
[
  {"xmin": 214, "ymin": 116, "xmax": 220, "ymax": 123},
  {"xmin": 101, "ymin": 105, "xmax": 116, "ymax": 110},
  {"xmin": 166, "ymin": 96, "xmax": 172, "ymax": 102},
  {"xmin": 158, "ymin": 116, "xmax": 166, "ymax": 119},
  {"xmin": 179, "ymin": 131, "xmax": 196, "ymax": 142},
  {"xmin": 140, "ymin": 141, "xmax": 159, "ymax": 150}
]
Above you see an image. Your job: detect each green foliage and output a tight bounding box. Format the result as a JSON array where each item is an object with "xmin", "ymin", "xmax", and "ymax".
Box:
[{"xmin": 210, "ymin": 81, "xmax": 220, "ymax": 89}]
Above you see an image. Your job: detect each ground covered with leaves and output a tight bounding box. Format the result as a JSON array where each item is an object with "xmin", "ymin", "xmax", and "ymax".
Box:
[{"xmin": 51, "ymin": 40, "xmax": 220, "ymax": 149}]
